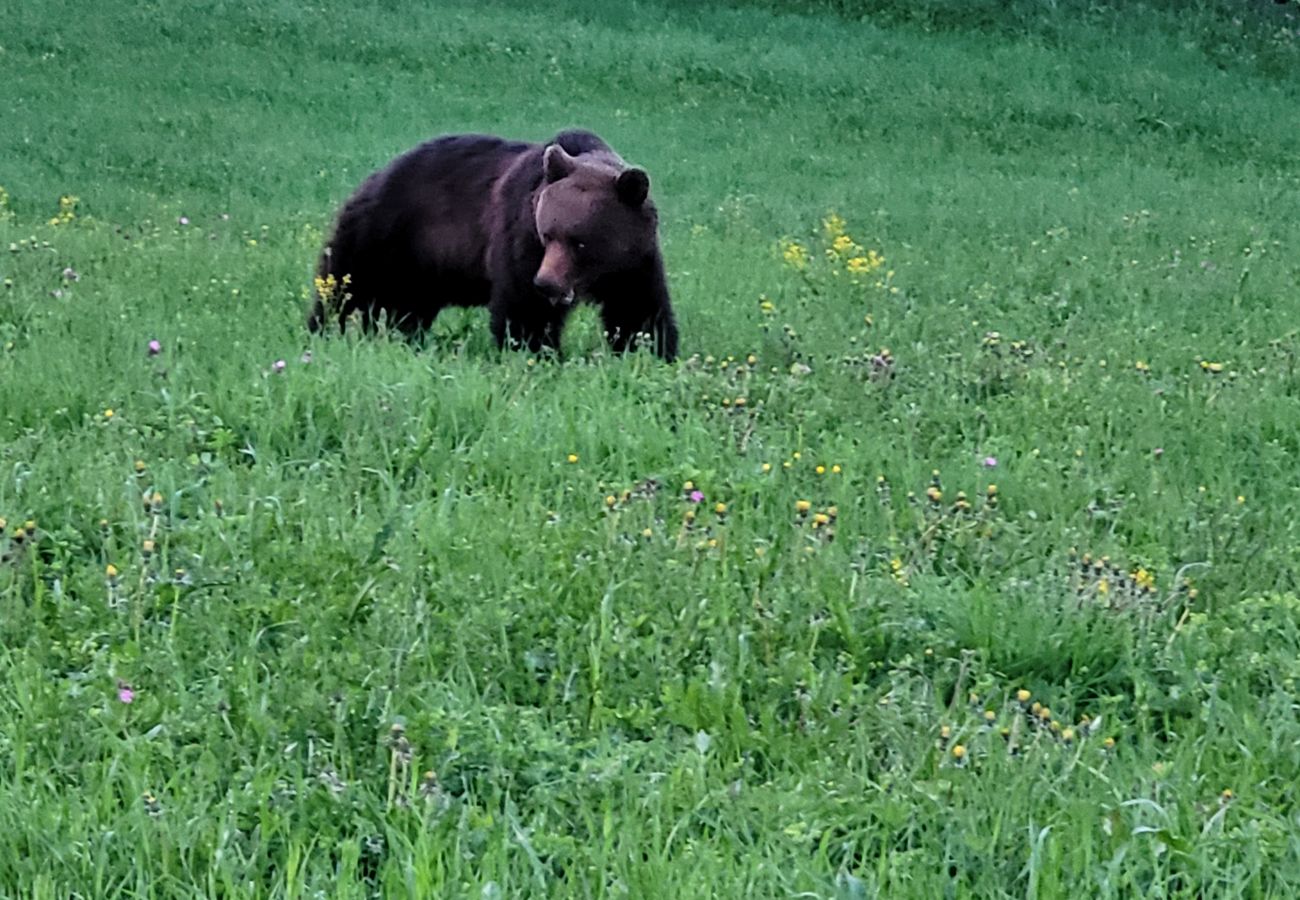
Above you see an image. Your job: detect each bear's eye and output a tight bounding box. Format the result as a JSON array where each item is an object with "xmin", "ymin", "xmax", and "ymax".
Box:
[{"xmin": 573, "ymin": 240, "xmax": 587, "ymax": 253}]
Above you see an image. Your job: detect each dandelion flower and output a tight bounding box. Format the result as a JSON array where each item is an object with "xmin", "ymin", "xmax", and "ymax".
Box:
[
  {"xmin": 795, "ymin": 499, "xmax": 811, "ymax": 514},
  {"xmin": 567, "ymin": 454, "xmax": 578, "ymax": 464},
  {"xmin": 951, "ymin": 744, "xmax": 966, "ymax": 760},
  {"xmin": 714, "ymin": 502, "xmax": 727, "ymax": 515}
]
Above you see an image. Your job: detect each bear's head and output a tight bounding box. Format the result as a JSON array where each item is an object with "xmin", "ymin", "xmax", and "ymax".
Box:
[{"xmin": 532, "ymin": 144, "xmax": 657, "ymax": 306}]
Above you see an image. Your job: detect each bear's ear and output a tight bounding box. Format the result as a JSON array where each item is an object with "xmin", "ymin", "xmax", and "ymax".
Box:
[
  {"xmin": 543, "ymin": 144, "xmax": 576, "ymax": 183},
  {"xmin": 616, "ymin": 168, "xmax": 650, "ymax": 207}
]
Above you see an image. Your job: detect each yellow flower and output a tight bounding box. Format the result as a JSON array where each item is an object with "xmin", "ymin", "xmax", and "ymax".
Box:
[
  {"xmin": 103, "ymin": 408, "xmax": 115, "ymax": 419},
  {"xmin": 761, "ymin": 463, "xmax": 772, "ymax": 473},
  {"xmin": 822, "ymin": 213, "xmax": 846, "ymax": 238},
  {"xmin": 831, "ymin": 234, "xmax": 856, "ymax": 254},
  {"xmin": 781, "ymin": 240, "xmax": 808, "ymax": 270},
  {"xmin": 795, "ymin": 499, "xmax": 812, "ymax": 514},
  {"xmin": 1103, "ymin": 737, "xmax": 1116, "ymax": 750},
  {"xmin": 105, "ymin": 564, "xmax": 119, "ymax": 579},
  {"xmin": 714, "ymin": 502, "xmax": 727, "ymax": 515},
  {"xmin": 951, "ymin": 744, "xmax": 966, "ymax": 760},
  {"xmin": 1016, "ymin": 689, "xmax": 1031, "ymax": 704},
  {"xmin": 815, "ymin": 465, "xmax": 826, "ymax": 475},
  {"xmin": 831, "ymin": 465, "xmax": 841, "ymax": 474},
  {"xmin": 567, "ymin": 454, "xmax": 578, "ymax": 464},
  {"xmin": 604, "ymin": 495, "xmax": 616, "ymax": 508}
]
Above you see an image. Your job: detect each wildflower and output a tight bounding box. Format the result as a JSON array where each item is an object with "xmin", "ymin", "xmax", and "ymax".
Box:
[
  {"xmin": 1220, "ymin": 789, "xmax": 1234, "ymax": 803},
  {"xmin": 142, "ymin": 792, "xmax": 162, "ymax": 817},
  {"xmin": 823, "ymin": 213, "xmax": 846, "ymax": 238},
  {"xmin": 142, "ymin": 539, "xmax": 155, "ymax": 558},
  {"xmin": 761, "ymin": 463, "xmax": 772, "ymax": 473},
  {"xmin": 1016, "ymin": 689, "xmax": 1031, "ymax": 704},
  {"xmin": 106, "ymin": 564, "xmax": 119, "ymax": 580},
  {"xmin": 604, "ymin": 495, "xmax": 616, "ymax": 508},
  {"xmin": 951, "ymin": 744, "xmax": 966, "ymax": 761},
  {"xmin": 781, "ymin": 240, "xmax": 808, "ymax": 270},
  {"xmin": 178, "ymin": 216, "xmax": 190, "ymax": 226},
  {"xmin": 831, "ymin": 465, "xmax": 841, "ymax": 474},
  {"xmin": 759, "ymin": 297, "xmax": 776, "ymax": 314},
  {"xmin": 714, "ymin": 502, "xmax": 727, "ymax": 515},
  {"xmin": 103, "ymin": 408, "xmax": 115, "ymax": 419},
  {"xmin": 271, "ymin": 359, "xmax": 286, "ymax": 373},
  {"xmin": 925, "ymin": 486, "xmax": 942, "ymax": 504},
  {"xmin": 1102, "ymin": 737, "xmax": 1116, "ymax": 751},
  {"xmin": 939, "ymin": 725, "xmax": 951, "ymax": 740},
  {"xmin": 1061, "ymin": 727, "xmax": 1076, "ymax": 743},
  {"xmin": 117, "ymin": 680, "xmax": 135, "ymax": 704},
  {"xmin": 794, "ymin": 499, "xmax": 811, "ymax": 514},
  {"xmin": 983, "ymin": 710, "xmax": 997, "ymax": 724},
  {"xmin": 1153, "ymin": 447, "xmax": 1164, "ymax": 458},
  {"xmin": 683, "ymin": 480, "xmax": 695, "ymax": 492},
  {"xmin": 1135, "ymin": 360, "xmax": 1150, "ymax": 373},
  {"xmin": 746, "ymin": 354, "xmax": 757, "ymax": 365},
  {"xmin": 1199, "ymin": 360, "xmax": 1224, "ymax": 374},
  {"xmin": 567, "ymin": 454, "xmax": 578, "ymax": 464},
  {"xmin": 982, "ymin": 456, "xmax": 998, "ymax": 468},
  {"xmin": 815, "ymin": 465, "xmax": 826, "ymax": 475},
  {"xmin": 641, "ymin": 528, "xmax": 653, "ymax": 539},
  {"xmin": 689, "ymin": 490, "xmax": 704, "ymax": 503}
]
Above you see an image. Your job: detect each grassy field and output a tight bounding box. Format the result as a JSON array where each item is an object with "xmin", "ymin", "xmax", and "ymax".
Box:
[{"xmin": 3, "ymin": 0, "xmax": 1300, "ymax": 895}]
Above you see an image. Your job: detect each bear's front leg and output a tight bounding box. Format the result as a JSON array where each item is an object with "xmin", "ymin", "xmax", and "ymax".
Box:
[
  {"xmin": 490, "ymin": 287, "xmax": 569, "ymax": 355},
  {"xmin": 601, "ymin": 304, "xmax": 679, "ymax": 361}
]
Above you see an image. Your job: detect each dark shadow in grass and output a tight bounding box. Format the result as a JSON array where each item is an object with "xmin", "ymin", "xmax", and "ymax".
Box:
[{"xmin": 939, "ymin": 580, "xmax": 1137, "ymax": 699}]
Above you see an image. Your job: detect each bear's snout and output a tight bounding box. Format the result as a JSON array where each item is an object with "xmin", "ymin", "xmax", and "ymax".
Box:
[
  {"xmin": 534, "ymin": 244, "xmax": 578, "ymax": 306},
  {"xmin": 534, "ymin": 273, "xmax": 576, "ymax": 307}
]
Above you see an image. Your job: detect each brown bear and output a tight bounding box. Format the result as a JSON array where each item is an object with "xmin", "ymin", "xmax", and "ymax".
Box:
[{"xmin": 309, "ymin": 129, "xmax": 678, "ymax": 360}]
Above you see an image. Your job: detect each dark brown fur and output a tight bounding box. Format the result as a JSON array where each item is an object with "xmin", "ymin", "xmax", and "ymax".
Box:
[{"xmin": 309, "ymin": 130, "xmax": 678, "ymax": 360}]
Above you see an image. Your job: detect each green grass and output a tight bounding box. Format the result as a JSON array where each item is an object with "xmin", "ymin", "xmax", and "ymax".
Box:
[{"xmin": 2, "ymin": 0, "xmax": 1300, "ymax": 895}]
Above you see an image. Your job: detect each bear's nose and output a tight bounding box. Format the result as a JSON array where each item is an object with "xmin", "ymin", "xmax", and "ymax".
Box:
[{"xmin": 534, "ymin": 273, "xmax": 565, "ymax": 296}]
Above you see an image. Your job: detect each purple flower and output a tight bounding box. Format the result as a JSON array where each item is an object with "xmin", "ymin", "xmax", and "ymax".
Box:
[
  {"xmin": 147, "ymin": 339, "xmax": 162, "ymax": 356},
  {"xmin": 689, "ymin": 490, "xmax": 704, "ymax": 503},
  {"xmin": 272, "ymin": 359, "xmax": 286, "ymax": 373},
  {"xmin": 117, "ymin": 682, "xmax": 135, "ymax": 704},
  {"xmin": 982, "ymin": 456, "xmax": 998, "ymax": 468}
]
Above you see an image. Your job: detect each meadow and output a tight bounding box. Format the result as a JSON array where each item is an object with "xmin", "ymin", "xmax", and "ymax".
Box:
[{"xmin": 2, "ymin": 0, "xmax": 1300, "ymax": 895}]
